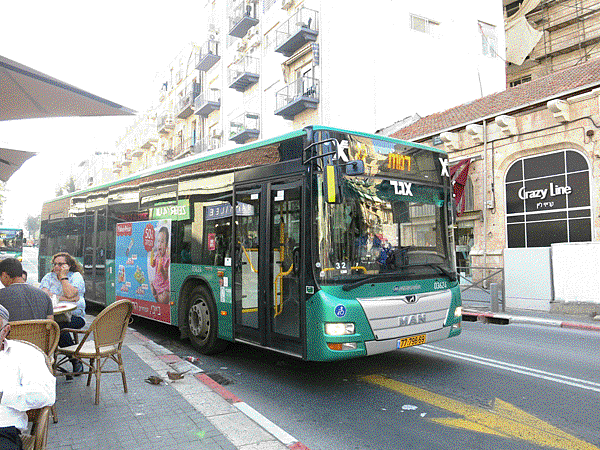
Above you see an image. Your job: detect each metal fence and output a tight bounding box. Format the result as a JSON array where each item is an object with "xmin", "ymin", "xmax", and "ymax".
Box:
[{"xmin": 457, "ymin": 266, "xmax": 505, "ymax": 312}]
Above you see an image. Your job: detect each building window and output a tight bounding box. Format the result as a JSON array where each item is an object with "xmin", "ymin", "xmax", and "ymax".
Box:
[
  {"xmin": 505, "ymin": 150, "xmax": 591, "ymax": 248},
  {"xmin": 479, "ymin": 21, "xmax": 498, "ymax": 57},
  {"xmin": 509, "ymin": 75, "xmax": 532, "ymax": 87},
  {"xmin": 505, "ymin": 0, "xmax": 524, "ymax": 18},
  {"xmin": 410, "ymin": 14, "xmax": 439, "ymax": 36}
]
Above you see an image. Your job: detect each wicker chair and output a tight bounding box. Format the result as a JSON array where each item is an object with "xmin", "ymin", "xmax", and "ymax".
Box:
[
  {"xmin": 55, "ymin": 299, "xmax": 133, "ymax": 404},
  {"xmin": 9, "ymin": 320, "xmax": 60, "ymax": 423},
  {"xmin": 13, "ymin": 340, "xmax": 53, "ymax": 450}
]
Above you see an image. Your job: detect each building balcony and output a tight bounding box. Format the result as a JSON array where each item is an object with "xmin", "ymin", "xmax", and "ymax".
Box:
[
  {"xmin": 228, "ymin": 56, "xmax": 259, "ymax": 92},
  {"xmin": 228, "ymin": 0, "xmax": 259, "ymax": 38},
  {"xmin": 140, "ymin": 126, "xmax": 159, "ymax": 149},
  {"xmin": 173, "ymin": 138, "xmax": 194, "ymax": 159},
  {"xmin": 195, "ymin": 40, "xmax": 221, "ymax": 71},
  {"xmin": 229, "ymin": 112, "xmax": 259, "ymax": 144},
  {"xmin": 113, "ymin": 163, "xmax": 122, "ymax": 174},
  {"xmin": 131, "ymin": 148, "xmax": 145, "ymax": 157},
  {"xmin": 176, "ymin": 82, "xmax": 202, "ymax": 119},
  {"xmin": 157, "ymin": 114, "xmax": 175, "ymax": 134},
  {"xmin": 274, "ymin": 7, "xmax": 318, "ymax": 57},
  {"xmin": 194, "ymin": 89, "xmax": 221, "ymax": 117},
  {"xmin": 192, "ymin": 136, "xmax": 222, "ymax": 154},
  {"xmin": 274, "ymin": 76, "xmax": 319, "ymax": 120}
]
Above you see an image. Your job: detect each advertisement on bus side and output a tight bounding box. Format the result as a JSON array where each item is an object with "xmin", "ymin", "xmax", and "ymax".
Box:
[{"xmin": 115, "ymin": 219, "xmax": 171, "ymax": 323}]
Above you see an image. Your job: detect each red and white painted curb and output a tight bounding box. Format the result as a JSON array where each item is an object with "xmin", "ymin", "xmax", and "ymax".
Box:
[
  {"xmin": 195, "ymin": 372, "xmax": 311, "ymax": 450},
  {"xmin": 463, "ymin": 310, "xmax": 600, "ymax": 332},
  {"xmin": 130, "ymin": 331, "xmax": 310, "ymax": 449}
]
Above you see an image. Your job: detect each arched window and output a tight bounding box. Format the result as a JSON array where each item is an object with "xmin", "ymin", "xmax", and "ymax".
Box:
[{"xmin": 504, "ymin": 150, "xmax": 591, "ymax": 248}]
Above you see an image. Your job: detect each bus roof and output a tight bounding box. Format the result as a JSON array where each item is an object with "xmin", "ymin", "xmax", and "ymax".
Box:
[{"xmin": 48, "ymin": 126, "xmax": 446, "ymax": 204}]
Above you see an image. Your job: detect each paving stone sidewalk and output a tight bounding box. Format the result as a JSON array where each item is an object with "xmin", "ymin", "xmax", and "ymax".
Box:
[{"xmin": 46, "ymin": 329, "xmax": 290, "ymax": 450}]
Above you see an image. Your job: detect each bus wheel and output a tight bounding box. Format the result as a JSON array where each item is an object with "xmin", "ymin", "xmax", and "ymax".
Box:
[{"xmin": 186, "ymin": 286, "xmax": 226, "ymax": 354}]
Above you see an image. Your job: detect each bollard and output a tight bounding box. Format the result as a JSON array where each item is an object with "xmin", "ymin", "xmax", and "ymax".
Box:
[{"xmin": 490, "ymin": 283, "xmax": 499, "ymax": 312}]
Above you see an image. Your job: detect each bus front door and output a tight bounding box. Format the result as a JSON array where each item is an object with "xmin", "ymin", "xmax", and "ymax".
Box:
[{"xmin": 234, "ymin": 180, "xmax": 302, "ymax": 356}]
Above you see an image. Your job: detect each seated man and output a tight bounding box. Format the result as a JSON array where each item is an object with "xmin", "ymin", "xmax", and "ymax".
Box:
[
  {"xmin": 0, "ymin": 258, "xmax": 53, "ymax": 321},
  {"xmin": 0, "ymin": 305, "xmax": 56, "ymax": 450}
]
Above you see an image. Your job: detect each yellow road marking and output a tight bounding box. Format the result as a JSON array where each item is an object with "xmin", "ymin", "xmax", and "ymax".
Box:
[{"xmin": 362, "ymin": 374, "xmax": 599, "ymax": 450}]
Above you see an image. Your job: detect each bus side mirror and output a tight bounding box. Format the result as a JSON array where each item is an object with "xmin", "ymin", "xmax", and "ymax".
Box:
[
  {"xmin": 323, "ymin": 164, "xmax": 343, "ymax": 204},
  {"xmin": 345, "ymin": 160, "xmax": 365, "ymax": 176}
]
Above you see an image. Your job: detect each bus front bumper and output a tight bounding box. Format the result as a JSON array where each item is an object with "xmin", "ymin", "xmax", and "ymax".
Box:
[{"xmin": 364, "ymin": 325, "xmax": 460, "ymax": 356}]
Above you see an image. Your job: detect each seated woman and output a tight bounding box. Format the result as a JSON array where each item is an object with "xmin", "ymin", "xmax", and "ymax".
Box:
[{"xmin": 40, "ymin": 252, "xmax": 86, "ymax": 373}]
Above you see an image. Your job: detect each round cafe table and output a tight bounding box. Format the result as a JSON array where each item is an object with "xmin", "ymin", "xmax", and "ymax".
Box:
[{"xmin": 53, "ymin": 302, "xmax": 76, "ymax": 316}]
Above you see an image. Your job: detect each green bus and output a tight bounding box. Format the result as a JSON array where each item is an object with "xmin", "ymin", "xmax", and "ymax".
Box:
[
  {"xmin": 0, "ymin": 227, "xmax": 24, "ymax": 261},
  {"xmin": 39, "ymin": 126, "xmax": 461, "ymax": 361}
]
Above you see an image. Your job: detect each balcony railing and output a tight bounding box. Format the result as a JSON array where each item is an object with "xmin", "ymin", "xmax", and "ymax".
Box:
[
  {"xmin": 196, "ymin": 40, "xmax": 221, "ymax": 71},
  {"xmin": 274, "ymin": 76, "xmax": 319, "ymax": 120},
  {"xmin": 228, "ymin": 56, "xmax": 259, "ymax": 92},
  {"xmin": 173, "ymin": 138, "xmax": 194, "ymax": 158},
  {"xmin": 192, "ymin": 136, "xmax": 222, "ymax": 154},
  {"xmin": 228, "ymin": 0, "xmax": 259, "ymax": 38},
  {"xmin": 131, "ymin": 147, "xmax": 145, "ymax": 157},
  {"xmin": 157, "ymin": 114, "xmax": 175, "ymax": 134},
  {"xmin": 229, "ymin": 112, "xmax": 259, "ymax": 144},
  {"xmin": 176, "ymin": 83, "xmax": 202, "ymax": 119},
  {"xmin": 274, "ymin": 7, "xmax": 318, "ymax": 57},
  {"xmin": 194, "ymin": 89, "xmax": 221, "ymax": 117}
]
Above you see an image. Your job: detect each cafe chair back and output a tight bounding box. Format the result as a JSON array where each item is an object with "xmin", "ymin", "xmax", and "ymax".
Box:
[
  {"xmin": 55, "ymin": 299, "xmax": 133, "ymax": 404},
  {"xmin": 13, "ymin": 340, "xmax": 53, "ymax": 450},
  {"xmin": 9, "ymin": 319, "xmax": 60, "ymax": 423}
]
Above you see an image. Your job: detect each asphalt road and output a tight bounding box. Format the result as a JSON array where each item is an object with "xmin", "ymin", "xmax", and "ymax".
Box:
[
  {"xmin": 126, "ymin": 316, "xmax": 600, "ymax": 450},
  {"xmin": 23, "ymin": 247, "xmax": 600, "ymax": 450}
]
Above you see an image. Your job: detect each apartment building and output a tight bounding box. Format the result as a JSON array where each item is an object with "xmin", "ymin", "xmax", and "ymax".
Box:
[
  {"xmin": 505, "ymin": 0, "xmax": 600, "ymax": 87},
  {"xmin": 113, "ymin": 0, "xmax": 505, "ymax": 177}
]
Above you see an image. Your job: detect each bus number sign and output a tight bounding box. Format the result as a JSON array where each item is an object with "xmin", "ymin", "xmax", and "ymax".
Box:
[{"xmin": 388, "ymin": 154, "xmax": 412, "ymax": 172}]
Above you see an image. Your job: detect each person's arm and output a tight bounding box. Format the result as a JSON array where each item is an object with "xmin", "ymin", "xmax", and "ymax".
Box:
[
  {"xmin": 58, "ymin": 269, "xmax": 85, "ymax": 301},
  {"xmin": 39, "ymin": 273, "xmax": 52, "ymax": 296},
  {"xmin": 1, "ymin": 346, "xmax": 55, "ymax": 411}
]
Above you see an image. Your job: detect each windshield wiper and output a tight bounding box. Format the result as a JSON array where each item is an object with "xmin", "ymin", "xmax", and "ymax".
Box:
[
  {"xmin": 342, "ymin": 272, "xmax": 403, "ymax": 292},
  {"xmin": 405, "ymin": 263, "xmax": 457, "ymax": 281}
]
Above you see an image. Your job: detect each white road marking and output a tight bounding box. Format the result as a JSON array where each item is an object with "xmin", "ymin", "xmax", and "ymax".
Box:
[{"xmin": 415, "ymin": 344, "xmax": 600, "ymax": 394}]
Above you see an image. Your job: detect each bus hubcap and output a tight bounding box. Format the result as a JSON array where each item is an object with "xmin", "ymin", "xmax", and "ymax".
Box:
[{"xmin": 189, "ymin": 299, "xmax": 210, "ymax": 343}]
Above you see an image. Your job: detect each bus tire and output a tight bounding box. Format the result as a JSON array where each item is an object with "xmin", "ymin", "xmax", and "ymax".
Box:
[{"xmin": 186, "ymin": 285, "xmax": 227, "ymax": 354}]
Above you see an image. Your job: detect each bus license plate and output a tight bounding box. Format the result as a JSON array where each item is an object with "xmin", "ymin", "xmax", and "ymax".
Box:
[{"xmin": 397, "ymin": 334, "xmax": 426, "ymax": 349}]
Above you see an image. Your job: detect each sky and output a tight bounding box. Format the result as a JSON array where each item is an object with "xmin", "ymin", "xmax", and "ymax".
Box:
[{"xmin": 0, "ymin": 1, "xmax": 208, "ymax": 231}]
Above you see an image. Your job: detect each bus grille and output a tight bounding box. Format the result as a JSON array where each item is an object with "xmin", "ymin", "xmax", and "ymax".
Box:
[{"xmin": 356, "ymin": 290, "xmax": 452, "ymax": 341}]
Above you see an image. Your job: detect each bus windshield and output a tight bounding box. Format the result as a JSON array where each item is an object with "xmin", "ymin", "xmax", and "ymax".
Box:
[{"xmin": 315, "ymin": 175, "xmax": 455, "ymax": 286}]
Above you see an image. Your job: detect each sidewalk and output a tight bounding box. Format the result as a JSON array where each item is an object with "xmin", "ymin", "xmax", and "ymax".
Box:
[
  {"xmin": 462, "ymin": 304, "xmax": 600, "ymax": 332},
  {"xmin": 47, "ymin": 326, "xmax": 309, "ymax": 450}
]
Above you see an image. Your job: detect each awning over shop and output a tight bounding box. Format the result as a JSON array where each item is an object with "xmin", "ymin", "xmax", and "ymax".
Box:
[{"xmin": 450, "ymin": 158, "xmax": 471, "ymax": 216}]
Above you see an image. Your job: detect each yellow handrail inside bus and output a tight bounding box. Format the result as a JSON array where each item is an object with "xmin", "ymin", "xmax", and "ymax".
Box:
[
  {"xmin": 241, "ymin": 244, "xmax": 258, "ymax": 274},
  {"xmin": 273, "ymin": 262, "xmax": 293, "ymax": 317}
]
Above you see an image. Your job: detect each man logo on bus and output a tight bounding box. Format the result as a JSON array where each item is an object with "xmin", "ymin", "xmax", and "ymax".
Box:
[
  {"xmin": 334, "ymin": 304, "xmax": 346, "ymax": 318},
  {"xmin": 404, "ymin": 295, "xmax": 418, "ymax": 304}
]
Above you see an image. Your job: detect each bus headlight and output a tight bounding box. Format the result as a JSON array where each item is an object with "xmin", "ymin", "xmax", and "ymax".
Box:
[
  {"xmin": 325, "ymin": 323, "xmax": 355, "ymax": 336},
  {"xmin": 454, "ymin": 306, "xmax": 462, "ymax": 318}
]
